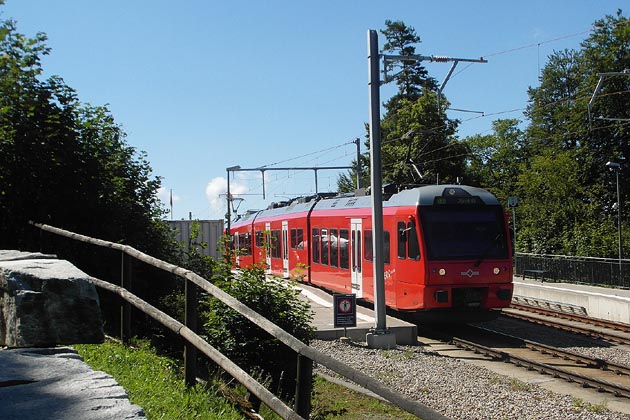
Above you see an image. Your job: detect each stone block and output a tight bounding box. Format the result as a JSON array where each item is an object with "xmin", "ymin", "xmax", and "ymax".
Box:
[{"xmin": 0, "ymin": 251, "xmax": 104, "ymax": 347}]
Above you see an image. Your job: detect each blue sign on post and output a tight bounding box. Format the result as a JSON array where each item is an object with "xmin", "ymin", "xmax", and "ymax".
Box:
[{"xmin": 333, "ymin": 294, "xmax": 356, "ymax": 328}]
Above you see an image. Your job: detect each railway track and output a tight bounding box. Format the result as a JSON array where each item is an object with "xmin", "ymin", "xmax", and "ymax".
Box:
[
  {"xmin": 445, "ymin": 325, "xmax": 630, "ymax": 399},
  {"xmin": 510, "ymin": 302, "xmax": 630, "ymax": 331},
  {"xmin": 502, "ymin": 304, "xmax": 630, "ymax": 345}
]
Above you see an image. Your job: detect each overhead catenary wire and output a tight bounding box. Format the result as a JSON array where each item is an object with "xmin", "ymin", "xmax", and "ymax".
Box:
[
  {"xmin": 444, "ymin": 18, "xmax": 629, "ymax": 121},
  {"xmin": 259, "ymin": 138, "xmax": 359, "ymax": 169},
  {"xmin": 483, "ymin": 28, "xmax": 594, "ymax": 59},
  {"xmin": 232, "ymin": 144, "xmax": 362, "ymax": 201},
  {"xmin": 234, "ymin": 19, "xmax": 630, "ymax": 203}
]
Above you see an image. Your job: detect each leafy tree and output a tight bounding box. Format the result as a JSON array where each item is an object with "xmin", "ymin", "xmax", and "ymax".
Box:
[
  {"xmin": 464, "ymin": 119, "xmax": 526, "ymax": 205},
  {"xmin": 380, "ymin": 20, "xmax": 437, "ymax": 114},
  {"xmin": 0, "ymin": 9, "xmax": 184, "ymax": 341},
  {"xmin": 380, "ymin": 93, "xmax": 464, "ymax": 186},
  {"xmin": 516, "ymin": 149, "xmax": 583, "ymax": 253},
  {"xmin": 0, "ymin": 11, "xmax": 174, "ymax": 259},
  {"xmin": 519, "ymin": 10, "xmax": 629, "ymax": 257},
  {"xmin": 338, "ymin": 20, "xmax": 464, "ymax": 191}
]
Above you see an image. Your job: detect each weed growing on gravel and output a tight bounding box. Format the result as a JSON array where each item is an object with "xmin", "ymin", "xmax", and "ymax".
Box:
[
  {"xmin": 508, "ymin": 378, "xmax": 533, "ymax": 392},
  {"xmin": 572, "ymin": 397, "xmax": 608, "ymax": 414}
]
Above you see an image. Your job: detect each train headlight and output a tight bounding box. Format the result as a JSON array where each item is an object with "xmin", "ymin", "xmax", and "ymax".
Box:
[
  {"xmin": 438, "ymin": 268, "xmax": 446, "ymax": 276},
  {"xmin": 493, "ymin": 267, "xmax": 501, "ymax": 275},
  {"xmin": 435, "ymin": 290, "xmax": 448, "ymax": 303}
]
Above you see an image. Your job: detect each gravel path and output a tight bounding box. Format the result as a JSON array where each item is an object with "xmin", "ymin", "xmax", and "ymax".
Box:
[{"xmin": 311, "ymin": 339, "xmax": 630, "ymax": 420}]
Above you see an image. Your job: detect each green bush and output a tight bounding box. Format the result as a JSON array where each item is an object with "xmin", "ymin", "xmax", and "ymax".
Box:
[{"xmin": 203, "ymin": 262, "xmax": 314, "ymax": 402}]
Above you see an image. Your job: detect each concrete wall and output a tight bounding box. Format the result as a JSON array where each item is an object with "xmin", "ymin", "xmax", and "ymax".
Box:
[
  {"xmin": 513, "ymin": 280, "xmax": 630, "ymax": 324},
  {"xmin": 167, "ymin": 220, "xmax": 224, "ymax": 259}
]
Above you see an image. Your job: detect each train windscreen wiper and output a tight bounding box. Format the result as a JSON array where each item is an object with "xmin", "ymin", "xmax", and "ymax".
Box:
[{"xmin": 473, "ymin": 233, "xmax": 502, "ymax": 267}]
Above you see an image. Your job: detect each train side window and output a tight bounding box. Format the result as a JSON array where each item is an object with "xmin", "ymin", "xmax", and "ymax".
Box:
[
  {"xmin": 407, "ymin": 221, "xmax": 420, "ymax": 260},
  {"xmin": 361, "ymin": 230, "xmax": 390, "ymax": 264},
  {"xmin": 242, "ymin": 233, "xmax": 252, "ymax": 256},
  {"xmin": 290, "ymin": 228, "xmax": 304, "ymax": 250},
  {"xmin": 397, "ymin": 222, "xmax": 406, "ymax": 259},
  {"xmin": 321, "ymin": 228, "xmax": 329, "ymax": 265},
  {"xmin": 339, "ymin": 229, "xmax": 349, "ymax": 269},
  {"xmin": 312, "ymin": 228, "xmax": 320, "ymax": 263},
  {"xmin": 364, "ymin": 230, "xmax": 373, "ymax": 261},
  {"xmin": 330, "ymin": 228, "xmax": 338, "ymax": 268},
  {"xmin": 255, "ymin": 231, "xmax": 264, "ymax": 248},
  {"xmin": 290, "ymin": 228, "xmax": 297, "ymax": 249}
]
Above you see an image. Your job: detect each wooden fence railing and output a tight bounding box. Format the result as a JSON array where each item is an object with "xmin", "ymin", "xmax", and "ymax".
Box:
[{"xmin": 30, "ymin": 221, "xmax": 450, "ymax": 420}]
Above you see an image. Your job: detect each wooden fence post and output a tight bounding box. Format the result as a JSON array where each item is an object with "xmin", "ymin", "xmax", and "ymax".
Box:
[
  {"xmin": 39, "ymin": 228, "xmax": 45, "ymax": 254},
  {"xmin": 120, "ymin": 252, "xmax": 132, "ymax": 343},
  {"xmin": 184, "ymin": 279, "xmax": 198, "ymax": 387},
  {"xmin": 294, "ymin": 354, "xmax": 313, "ymax": 418}
]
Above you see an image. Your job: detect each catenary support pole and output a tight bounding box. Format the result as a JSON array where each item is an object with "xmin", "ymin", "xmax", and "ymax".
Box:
[
  {"xmin": 355, "ymin": 138, "xmax": 362, "ymax": 189},
  {"xmin": 366, "ymin": 29, "xmax": 395, "ymax": 349},
  {"xmin": 226, "ymin": 167, "xmax": 231, "ymax": 234}
]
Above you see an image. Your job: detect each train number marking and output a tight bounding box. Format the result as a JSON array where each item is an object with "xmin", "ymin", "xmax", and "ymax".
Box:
[
  {"xmin": 384, "ymin": 269, "xmax": 396, "ymax": 281},
  {"xmin": 461, "ymin": 269, "xmax": 480, "ymax": 278}
]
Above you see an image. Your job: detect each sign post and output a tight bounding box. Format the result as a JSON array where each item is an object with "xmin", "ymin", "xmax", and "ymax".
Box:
[{"xmin": 333, "ymin": 294, "xmax": 357, "ymax": 337}]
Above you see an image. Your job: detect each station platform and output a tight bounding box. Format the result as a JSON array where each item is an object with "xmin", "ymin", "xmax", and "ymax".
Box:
[
  {"xmin": 512, "ymin": 276, "xmax": 630, "ymax": 324},
  {"xmin": 293, "ymin": 282, "xmax": 418, "ymax": 345},
  {"xmin": 293, "ymin": 276, "xmax": 629, "ymax": 345}
]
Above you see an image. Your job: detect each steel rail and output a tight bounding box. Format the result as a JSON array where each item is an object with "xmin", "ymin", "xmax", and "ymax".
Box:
[
  {"xmin": 450, "ymin": 336, "xmax": 630, "ymax": 399},
  {"xmin": 502, "ymin": 309, "xmax": 630, "ymax": 345},
  {"xmin": 510, "ymin": 303, "xmax": 630, "ymax": 333},
  {"xmin": 472, "ymin": 325, "xmax": 630, "ymax": 377}
]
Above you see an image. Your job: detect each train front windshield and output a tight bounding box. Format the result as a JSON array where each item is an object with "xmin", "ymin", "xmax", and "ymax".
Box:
[{"xmin": 419, "ymin": 206, "xmax": 509, "ymax": 261}]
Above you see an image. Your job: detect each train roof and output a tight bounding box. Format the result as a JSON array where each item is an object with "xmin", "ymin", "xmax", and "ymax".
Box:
[
  {"xmin": 314, "ymin": 184, "xmax": 500, "ymax": 211},
  {"xmin": 231, "ymin": 185, "xmax": 501, "ymax": 228},
  {"xmin": 231, "ymin": 195, "xmax": 321, "ymax": 228},
  {"xmin": 389, "ymin": 184, "xmax": 500, "ymax": 206}
]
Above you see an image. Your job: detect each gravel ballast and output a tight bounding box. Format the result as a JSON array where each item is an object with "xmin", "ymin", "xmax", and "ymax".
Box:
[{"xmin": 311, "ymin": 339, "xmax": 630, "ymax": 420}]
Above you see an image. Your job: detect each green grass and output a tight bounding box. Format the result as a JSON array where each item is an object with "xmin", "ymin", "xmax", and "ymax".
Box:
[
  {"xmin": 307, "ymin": 376, "xmax": 419, "ymax": 420},
  {"xmin": 75, "ymin": 340, "xmax": 244, "ymax": 420},
  {"xmin": 77, "ymin": 340, "xmax": 423, "ymax": 420}
]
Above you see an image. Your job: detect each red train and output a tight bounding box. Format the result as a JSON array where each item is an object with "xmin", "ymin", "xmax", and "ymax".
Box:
[{"xmin": 229, "ymin": 184, "xmax": 513, "ymax": 322}]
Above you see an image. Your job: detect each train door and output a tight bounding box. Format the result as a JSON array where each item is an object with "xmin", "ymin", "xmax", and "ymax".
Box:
[
  {"xmin": 282, "ymin": 221, "xmax": 289, "ymax": 278},
  {"xmin": 265, "ymin": 222, "xmax": 271, "ymax": 274},
  {"xmin": 350, "ymin": 218, "xmax": 363, "ymax": 298},
  {"xmin": 234, "ymin": 233, "xmax": 240, "ymax": 266}
]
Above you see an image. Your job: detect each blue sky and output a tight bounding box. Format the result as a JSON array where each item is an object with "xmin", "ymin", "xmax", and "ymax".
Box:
[{"xmin": 2, "ymin": 1, "xmax": 624, "ymax": 221}]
